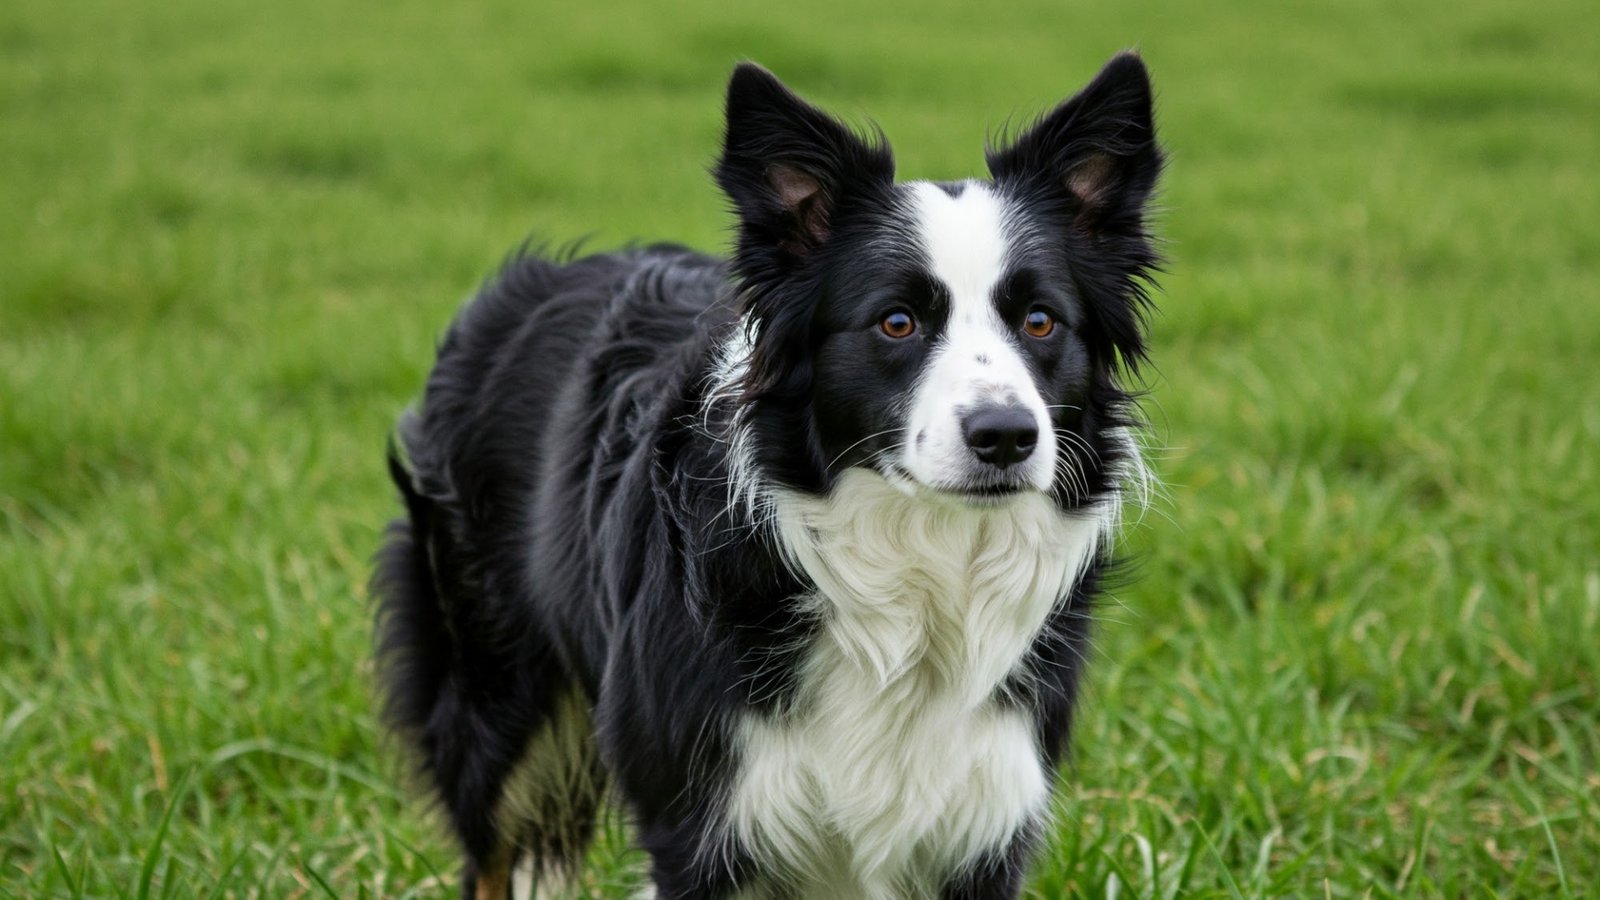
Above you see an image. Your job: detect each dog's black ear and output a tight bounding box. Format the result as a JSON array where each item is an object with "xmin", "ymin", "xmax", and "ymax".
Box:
[
  {"xmin": 715, "ymin": 63, "xmax": 894, "ymax": 264},
  {"xmin": 987, "ymin": 53, "xmax": 1163, "ymax": 235}
]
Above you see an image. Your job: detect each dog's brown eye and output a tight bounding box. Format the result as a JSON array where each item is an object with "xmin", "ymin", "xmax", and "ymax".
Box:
[
  {"xmin": 880, "ymin": 310, "xmax": 916, "ymax": 339},
  {"xmin": 1023, "ymin": 309, "xmax": 1055, "ymax": 338}
]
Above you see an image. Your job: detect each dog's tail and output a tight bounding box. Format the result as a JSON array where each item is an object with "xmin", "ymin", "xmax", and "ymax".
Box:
[{"xmin": 370, "ymin": 414, "xmax": 454, "ymax": 752}]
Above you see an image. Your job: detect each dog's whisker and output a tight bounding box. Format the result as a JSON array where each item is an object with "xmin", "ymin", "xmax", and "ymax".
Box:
[{"xmin": 824, "ymin": 427, "xmax": 906, "ymax": 472}]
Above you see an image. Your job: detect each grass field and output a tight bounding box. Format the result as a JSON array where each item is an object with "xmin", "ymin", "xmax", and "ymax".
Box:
[{"xmin": 3, "ymin": 0, "xmax": 1598, "ymax": 895}]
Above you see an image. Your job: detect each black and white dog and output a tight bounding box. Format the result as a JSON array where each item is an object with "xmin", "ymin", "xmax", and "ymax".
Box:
[{"xmin": 374, "ymin": 53, "xmax": 1164, "ymax": 899}]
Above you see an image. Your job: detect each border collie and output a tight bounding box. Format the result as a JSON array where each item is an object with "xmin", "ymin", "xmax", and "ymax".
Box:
[{"xmin": 374, "ymin": 53, "xmax": 1164, "ymax": 899}]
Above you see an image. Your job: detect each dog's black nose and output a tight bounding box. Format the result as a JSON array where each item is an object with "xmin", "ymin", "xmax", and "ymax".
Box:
[{"xmin": 962, "ymin": 406, "xmax": 1038, "ymax": 469}]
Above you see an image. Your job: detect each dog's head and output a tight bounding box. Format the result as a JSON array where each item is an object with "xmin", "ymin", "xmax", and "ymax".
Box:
[{"xmin": 715, "ymin": 55, "xmax": 1163, "ymax": 511}]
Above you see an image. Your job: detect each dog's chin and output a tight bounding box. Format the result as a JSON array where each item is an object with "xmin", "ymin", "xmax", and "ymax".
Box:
[{"xmin": 882, "ymin": 465, "xmax": 1040, "ymax": 508}]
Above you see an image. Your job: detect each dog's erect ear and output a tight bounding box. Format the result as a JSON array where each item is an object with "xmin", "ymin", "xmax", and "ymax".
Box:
[
  {"xmin": 987, "ymin": 53, "xmax": 1163, "ymax": 235},
  {"xmin": 715, "ymin": 63, "xmax": 894, "ymax": 262}
]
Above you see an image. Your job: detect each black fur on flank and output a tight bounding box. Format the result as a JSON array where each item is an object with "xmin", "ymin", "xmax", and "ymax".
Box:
[{"xmin": 373, "ymin": 55, "xmax": 1165, "ymax": 899}]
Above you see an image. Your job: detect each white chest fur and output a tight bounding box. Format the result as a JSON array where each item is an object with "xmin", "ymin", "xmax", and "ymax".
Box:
[{"xmin": 727, "ymin": 471, "xmax": 1106, "ymax": 899}]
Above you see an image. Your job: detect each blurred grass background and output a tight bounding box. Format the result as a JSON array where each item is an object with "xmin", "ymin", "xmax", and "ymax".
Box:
[{"xmin": 2, "ymin": 0, "xmax": 1597, "ymax": 895}]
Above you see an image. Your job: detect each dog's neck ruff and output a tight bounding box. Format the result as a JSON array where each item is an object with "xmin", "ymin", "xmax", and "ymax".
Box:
[{"xmin": 771, "ymin": 469, "xmax": 1104, "ymax": 703}]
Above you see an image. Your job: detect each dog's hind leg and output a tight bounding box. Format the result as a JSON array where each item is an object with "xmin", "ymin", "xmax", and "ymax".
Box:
[
  {"xmin": 414, "ymin": 660, "xmax": 600, "ymax": 900},
  {"xmin": 494, "ymin": 684, "xmax": 607, "ymax": 898},
  {"xmin": 373, "ymin": 513, "xmax": 594, "ymax": 898},
  {"xmin": 410, "ymin": 674, "xmax": 547, "ymax": 900}
]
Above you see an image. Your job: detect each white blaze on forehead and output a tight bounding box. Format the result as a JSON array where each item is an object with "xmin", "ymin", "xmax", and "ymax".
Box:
[
  {"xmin": 899, "ymin": 180, "xmax": 1058, "ymax": 493},
  {"xmin": 905, "ymin": 181, "xmax": 1011, "ymax": 318}
]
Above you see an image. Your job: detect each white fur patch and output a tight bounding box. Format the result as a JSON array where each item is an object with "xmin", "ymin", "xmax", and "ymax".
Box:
[
  {"xmin": 704, "ymin": 319, "xmax": 773, "ymax": 528},
  {"xmin": 728, "ymin": 469, "xmax": 1108, "ymax": 898},
  {"xmin": 900, "ymin": 182, "xmax": 1057, "ymax": 494},
  {"xmin": 510, "ymin": 856, "xmax": 537, "ymax": 899}
]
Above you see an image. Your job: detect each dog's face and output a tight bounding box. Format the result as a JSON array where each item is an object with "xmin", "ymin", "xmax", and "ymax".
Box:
[
  {"xmin": 717, "ymin": 56, "xmax": 1162, "ymax": 510},
  {"xmin": 806, "ymin": 180, "xmax": 1090, "ymax": 503}
]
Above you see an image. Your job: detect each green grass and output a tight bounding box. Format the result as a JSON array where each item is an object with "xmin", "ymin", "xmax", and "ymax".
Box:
[{"xmin": 3, "ymin": 0, "xmax": 1597, "ymax": 894}]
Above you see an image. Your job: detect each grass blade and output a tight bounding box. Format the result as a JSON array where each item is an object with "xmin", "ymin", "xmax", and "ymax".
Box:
[{"xmin": 136, "ymin": 769, "xmax": 191, "ymax": 900}]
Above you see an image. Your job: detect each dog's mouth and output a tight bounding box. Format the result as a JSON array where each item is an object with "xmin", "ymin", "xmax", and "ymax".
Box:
[
  {"xmin": 951, "ymin": 481, "xmax": 1025, "ymax": 497},
  {"xmin": 945, "ymin": 481, "xmax": 1029, "ymax": 507},
  {"xmin": 884, "ymin": 464, "xmax": 1032, "ymax": 505}
]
